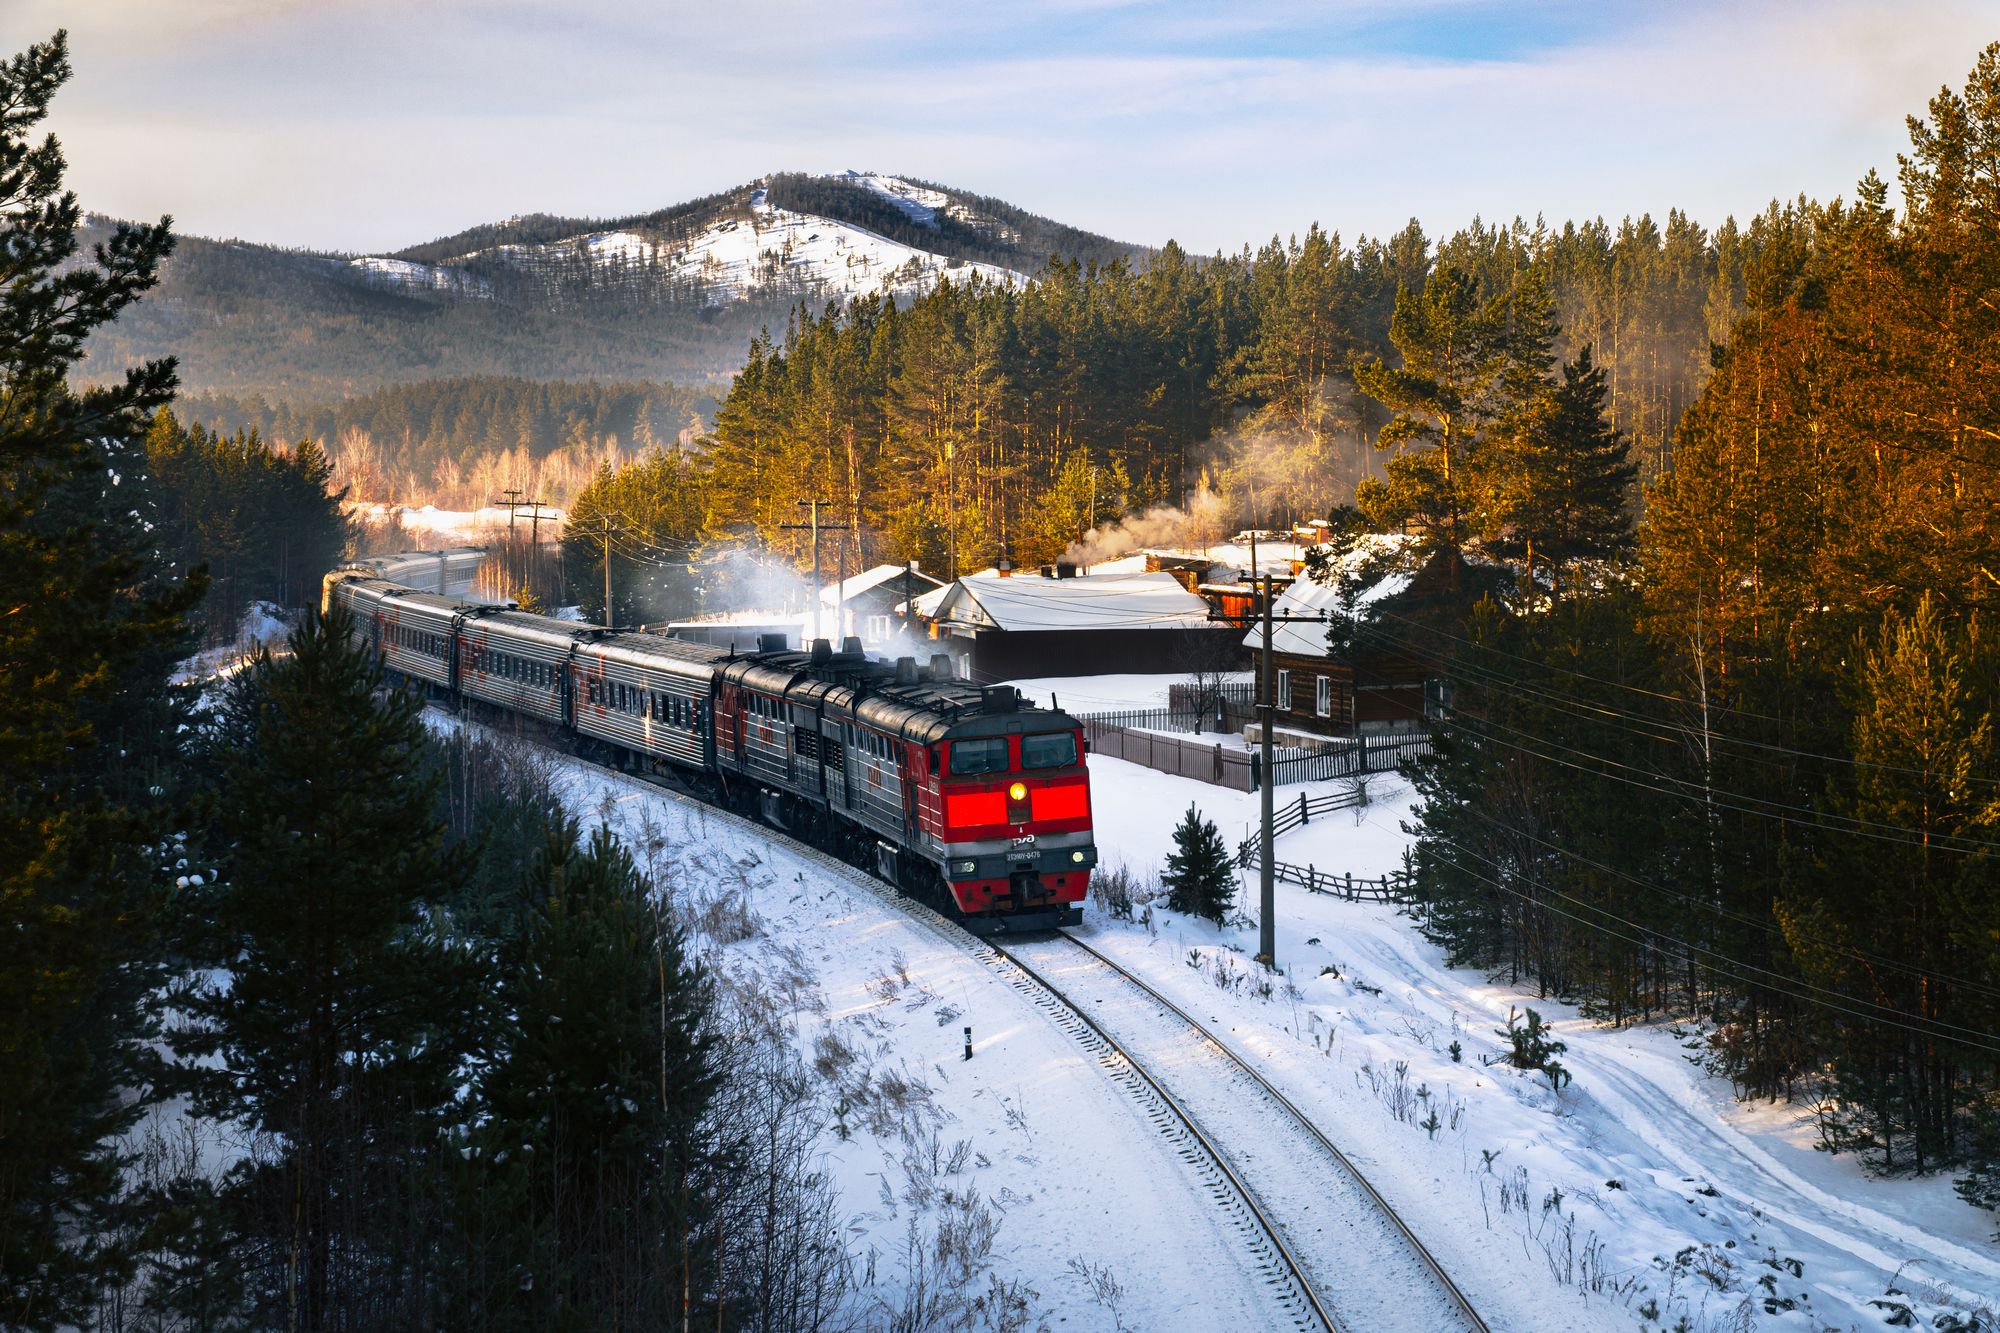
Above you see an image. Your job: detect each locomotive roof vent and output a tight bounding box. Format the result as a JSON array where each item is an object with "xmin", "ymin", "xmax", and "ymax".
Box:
[
  {"xmin": 757, "ymin": 632, "xmax": 787, "ymax": 653},
  {"xmin": 809, "ymin": 637, "xmax": 832, "ymax": 663},
  {"xmin": 927, "ymin": 654, "xmax": 953, "ymax": 682},
  {"xmin": 981, "ymin": 685, "xmax": 1019, "ymax": 713},
  {"xmin": 841, "ymin": 635, "xmax": 863, "ymax": 657},
  {"xmin": 894, "ymin": 656, "xmax": 918, "ymax": 684}
]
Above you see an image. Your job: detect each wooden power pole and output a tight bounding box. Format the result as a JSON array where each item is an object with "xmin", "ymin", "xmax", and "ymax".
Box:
[
  {"xmin": 1208, "ymin": 569, "xmax": 1333, "ymax": 976},
  {"xmin": 780, "ymin": 499, "xmax": 850, "ymax": 645}
]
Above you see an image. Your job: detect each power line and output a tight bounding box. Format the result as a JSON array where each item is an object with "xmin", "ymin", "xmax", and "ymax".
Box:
[
  {"xmin": 1422, "ymin": 837, "xmax": 2000, "ymax": 1057},
  {"xmin": 1456, "ymin": 803, "xmax": 2000, "ymax": 1004},
  {"xmin": 1435, "ymin": 708, "xmax": 2000, "ymax": 856},
  {"xmin": 1359, "ymin": 611, "xmax": 2000, "ymax": 788}
]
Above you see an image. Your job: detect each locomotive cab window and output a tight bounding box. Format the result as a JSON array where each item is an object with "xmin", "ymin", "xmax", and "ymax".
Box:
[
  {"xmin": 1020, "ymin": 732, "xmax": 1078, "ymax": 769},
  {"xmin": 949, "ymin": 737, "xmax": 1009, "ymax": 776}
]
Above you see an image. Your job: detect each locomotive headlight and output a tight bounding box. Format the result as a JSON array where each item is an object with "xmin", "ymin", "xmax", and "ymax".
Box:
[
  {"xmin": 953, "ymin": 859, "xmax": 977, "ymax": 876},
  {"xmin": 1071, "ymin": 851, "xmax": 1086, "ymax": 863},
  {"xmin": 1008, "ymin": 782, "xmax": 1028, "ymax": 802}
]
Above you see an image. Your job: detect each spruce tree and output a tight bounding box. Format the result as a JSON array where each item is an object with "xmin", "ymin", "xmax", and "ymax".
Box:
[
  {"xmin": 0, "ymin": 29, "xmax": 198, "ymax": 1326},
  {"xmin": 1163, "ymin": 804, "xmax": 1236, "ymax": 925},
  {"xmin": 170, "ymin": 605, "xmax": 480, "ymax": 1326}
]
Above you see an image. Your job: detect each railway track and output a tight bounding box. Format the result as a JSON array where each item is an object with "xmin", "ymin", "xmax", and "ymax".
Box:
[
  {"xmin": 998, "ymin": 932, "xmax": 1490, "ymax": 1333},
  {"xmin": 450, "ymin": 713, "xmax": 1486, "ymax": 1332}
]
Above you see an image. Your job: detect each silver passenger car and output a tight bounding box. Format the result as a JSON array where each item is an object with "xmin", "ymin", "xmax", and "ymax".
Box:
[
  {"xmin": 458, "ymin": 611, "xmax": 597, "ymax": 726},
  {"xmin": 572, "ymin": 632, "xmax": 730, "ymax": 772}
]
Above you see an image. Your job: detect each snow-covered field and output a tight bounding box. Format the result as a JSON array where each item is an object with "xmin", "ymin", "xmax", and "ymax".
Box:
[
  {"xmin": 348, "ymin": 501, "xmax": 565, "ymax": 541},
  {"xmin": 1080, "ymin": 744, "xmax": 1999, "ymax": 1331},
  {"xmin": 444, "ymin": 663, "xmax": 1997, "ymax": 1331},
  {"xmin": 492, "ymin": 727, "xmax": 1287, "ymax": 1329}
]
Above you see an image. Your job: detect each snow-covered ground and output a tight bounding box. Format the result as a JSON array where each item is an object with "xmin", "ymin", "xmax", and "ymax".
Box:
[
  {"xmin": 171, "ymin": 600, "xmax": 291, "ymax": 684},
  {"xmin": 1082, "ymin": 753, "xmax": 2000, "ymax": 1331},
  {"xmin": 477, "ymin": 727, "xmax": 1297, "ymax": 1329},
  {"xmin": 431, "ymin": 659, "xmax": 1998, "ymax": 1331},
  {"xmin": 348, "ymin": 501, "xmax": 565, "ymax": 541}
]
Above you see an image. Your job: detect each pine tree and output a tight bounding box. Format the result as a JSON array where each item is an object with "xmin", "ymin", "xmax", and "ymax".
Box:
[
  {"xmin": 1489, "ymin": 345, "xmax": 1636, "ymax": 596},
  {"xmin": 0, "ymin": 30, "xmax": 198, "ymax": 1327},
  {"xmin": 1352, "ymin": 263, "xmax": 1509, "ymax": 547},
  {"xmin": 170, "ymin": 605, "xmax": 480, "ymax": 1326},
  {"xmin": 467, "ymin": 818, "xmax": 724, "ymax": 1326},
  {"xmin": 1163, "ymin": 804, "xmax": 1236, "ymax": 925}
]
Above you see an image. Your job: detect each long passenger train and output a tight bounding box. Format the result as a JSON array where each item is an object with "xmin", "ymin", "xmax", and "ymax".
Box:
[{"xmin": 324, "ymin": 553, "xmax": 1095, "ymax": 933}]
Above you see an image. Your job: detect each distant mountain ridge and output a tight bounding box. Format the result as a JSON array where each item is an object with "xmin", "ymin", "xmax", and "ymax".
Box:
[{"xmin": 82, "ymin": 173, "xmax": 1141, "ymax": 399}]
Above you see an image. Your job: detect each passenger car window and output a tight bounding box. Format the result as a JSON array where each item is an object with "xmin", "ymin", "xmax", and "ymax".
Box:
[
  {"xmin": 949, "ymin": 737, "xmax": 1009, "ymax": 776},
  {"xmin": 1020, "ymin": 732, "xmax": 1078, "ymax": 769}
]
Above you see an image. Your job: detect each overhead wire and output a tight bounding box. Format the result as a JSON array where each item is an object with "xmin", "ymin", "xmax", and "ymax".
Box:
[
  {"xmin": 1455, "ymin": 802, "xmax": 2000, "ymax": 1004},
  {"xmin": 1421, "ymin": 835, "xmax": 2000, "ymax": 1057}
]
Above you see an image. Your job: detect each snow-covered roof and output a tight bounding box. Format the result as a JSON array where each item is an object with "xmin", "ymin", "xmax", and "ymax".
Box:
[
  {"xmin": 1243, "ymin": 535, "xmax": 1416, "ymax": 657},
  {"xmin": 930, "ymin": 571, "xmax": 1212, "ymax": 633},
  {"xmin": 816, "ymin": 563, "xmax": 941, "ymax": 607}
]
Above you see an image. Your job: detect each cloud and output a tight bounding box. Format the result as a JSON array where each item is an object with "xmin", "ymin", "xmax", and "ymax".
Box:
[{"xmin": 4, "ymin": 0, "xmax": 1992, "ymax": 254}]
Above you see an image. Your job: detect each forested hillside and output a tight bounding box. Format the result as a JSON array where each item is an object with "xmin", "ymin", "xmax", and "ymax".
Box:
[
  {"xmin": 697, "ymin": 207, "xmax": 1763, "ymax": 578},
  {"xmin": 180, "ymin": 376, "xmax": 712, "ymax": 504},
  {"xmin": 79, "ymin": 172, "xmax": 1136, "ymax": 399},
  {"xmin": 77, "ymin": 221, "xmax": 772, "ymax": 394},
  {"xmin": 1391, "ymin": 49, "xmax": 2000, "ymax": 1211}
]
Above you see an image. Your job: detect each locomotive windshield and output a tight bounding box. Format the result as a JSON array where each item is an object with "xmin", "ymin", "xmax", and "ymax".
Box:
[
  {"xmin": 1020, "ymin": 732, "xmax": 1078, "ymax": 769},
  {"xmin": 949, "ymin": 737, "xmax": 1009, "ymax": 775}
]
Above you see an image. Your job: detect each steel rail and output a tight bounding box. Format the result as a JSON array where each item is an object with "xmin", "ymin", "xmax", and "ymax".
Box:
[
  {"xmin": 1042, "ymin": 930, "xmax": 1491, "ymax": 1333},
  {"xmin": 975, "ymin": 937, "xmax": 1339, "ymax": 1332}
]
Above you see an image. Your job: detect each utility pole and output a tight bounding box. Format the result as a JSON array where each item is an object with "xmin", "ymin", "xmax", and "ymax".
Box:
[
  {"xmin": 780, "ymin": 499, "xmax": 850, "ymax": 646},
  {"xmin": 490, "ymin": 489, "xmax": 545, "ymax": 593},
  {"xmin": 589, "ymin": 515, "xmax": 626, "ymax": 627},
  {"xmin": 1257, "ymin": 572, "xmax": 1276, "ymax": 970},
  {"xmin": 1205, "ymin": 568, "xmax": 1332, "ymax": 977}
]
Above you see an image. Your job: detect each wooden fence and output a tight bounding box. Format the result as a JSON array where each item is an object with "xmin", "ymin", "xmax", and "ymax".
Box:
[
  {"xmin": 1079, "ymin": 716, "xmax": 1257, "ymax": 791},
  {"xmin": 1253, "ymin": 862, "xmax": 1414, "ymax": 903},
  {"xmin": 1076, "ymin": 708, "xmax": 1432, "ymax": 792}
]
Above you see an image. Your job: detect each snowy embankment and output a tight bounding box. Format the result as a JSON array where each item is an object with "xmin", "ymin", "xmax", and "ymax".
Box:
[
  {"xmin": 434, "ymin": 654, "xmax": 1996, "ymax": 1331},
  {"xmin": 467, "ymin": 722, "xmax": 1279, "ymax": 1328},
  {"xmin": 171, "ymin": 601, "xmax": 291, "ymax": 684},
  {"xmin": 1083, "ymin": 747, "xmax": 2000, "ymax": 1332}
]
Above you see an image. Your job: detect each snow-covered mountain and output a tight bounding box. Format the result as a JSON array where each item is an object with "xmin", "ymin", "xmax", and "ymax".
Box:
[
  {"xmin": 349, "ymin": 171, "xmax": 1106, "ymax": 309},
  {"xmin": 85, "ymin": 172, "xmax": 1135, "ymax": 395}
]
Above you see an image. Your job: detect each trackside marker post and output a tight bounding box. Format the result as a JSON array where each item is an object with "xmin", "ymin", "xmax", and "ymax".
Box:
[{"xmin": 963, "ymin": 1026, "xmax": 973, "ymax": 1061}]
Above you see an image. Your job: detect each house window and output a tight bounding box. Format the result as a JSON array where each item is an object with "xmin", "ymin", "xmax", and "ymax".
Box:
[
  {"xmin": 1276, "ymin": 669, "xmax": 1291, "ymax": 709},
  {"xmin": 1315, "ymin": 676, "xmax": 1332, "ymax": 718}
]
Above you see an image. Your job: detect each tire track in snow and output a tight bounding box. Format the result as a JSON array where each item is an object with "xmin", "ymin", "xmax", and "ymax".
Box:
[{"xmin": 1337, "ymin": 923, "xmax": 2000, "ymax": 1314}]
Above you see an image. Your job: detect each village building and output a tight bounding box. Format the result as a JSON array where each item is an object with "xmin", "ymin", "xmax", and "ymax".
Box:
[
  {"xmin": 917, "ymin": 567, "xmax": 1243, "ymax": 679},
  {"xmin": 817, "ymin": 563, "xmax": 945, "ymax": 642},
  {"xmin": 1245, "ymin": 543, "xmax": 1467, "ymax": 738}
]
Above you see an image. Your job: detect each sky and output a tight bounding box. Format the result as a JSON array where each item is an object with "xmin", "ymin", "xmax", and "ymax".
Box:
[{"xmin": 6, "ymin": 0, "xmax": 1997, "ymax": 255}]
